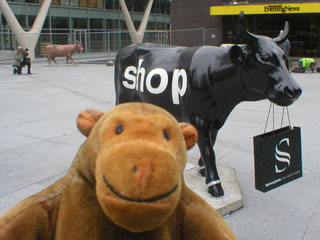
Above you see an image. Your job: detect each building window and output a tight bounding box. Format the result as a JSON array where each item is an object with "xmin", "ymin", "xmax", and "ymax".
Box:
[
  {"xmin": 166, "ymin": 0, "xmax": 170, "ymax": 14},
  {"xmin": 97, "ymin": 0, "xmax": 103, "ymax": 8},
  {"xmin": 158, "ymin": 0, "xmax": 165, "ymax": 14},
  {"xmin": 105, "ymin": 0, "xmax": 119, "ymax": 10},
  {"xmin": 151, "ymin": 0, "xmax": 167, "ymax": 14},
  {"xmin": 88, "ymin": 0, "xmax": 96, "ymax": 8},
  {"xmin": 133, "ymin": 0, "xmax": 145, "ymax": 12},
  {"xmin": 52, "ymin": 16, "xmax": 69, "ymax": 29},
  {"xmin": 51, "ymin": 0, "xmax": 60, "ymax": 5},
  {"xmin": 120, "ymin": 19, "xmax": 127, "ymax": 30},
  {"xmin": 79, "ymin": 0, "xmax": 87, "ymax": 8},
  {"xmin": 16, "ymin": 15, "xmax": 27, "ymax": 29},
  {"xmin": 106, "ymin": 19, "xmax": 118, "ymax": 30},
  {"xmin": 70, "ymin": 0, "xmax": 78, "ymax": 7},
  {"xmin": 73, "ymin": 18, "xmax": 88, "ymax": 29},
  {"xmin": 90, "ymin": 18, "xmax": 103, "ymax": 29},
  {"xmin": 157, "ymin": 22, "xmax": 165, "ymax": 30},
  {"xmin": 134, "ymin": 20, "xmax": 140, "ymax": 30},
  {"xmin": 60, "ymin": 0, "xmax": 69, "ymax": 6},
  {"xmin": 28, "ymin": 16, "xmax": 35, "ymax": 29},
  {"xmin": 124, "ymin": 0, "xmax": 132, "ymax": 11},
  {"xmin": 147, "ymin": 21, "xmax": 156, "ymax": 30}
]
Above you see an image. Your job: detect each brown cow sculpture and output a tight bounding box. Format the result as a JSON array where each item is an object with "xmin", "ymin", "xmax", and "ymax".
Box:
[{"xmin": 45, "ymin": 41, "xmax": 83, "ymax": 64}]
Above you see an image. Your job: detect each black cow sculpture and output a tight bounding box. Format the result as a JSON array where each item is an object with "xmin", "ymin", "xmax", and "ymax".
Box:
[{"xmin": 114, "ymin": 11, "xmax": 302, "ymax": 197}]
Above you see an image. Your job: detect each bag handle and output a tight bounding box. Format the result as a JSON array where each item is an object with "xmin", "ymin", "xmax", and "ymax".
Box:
[
  {"xmin": 264, "ymin": 103, "xmax": 291, "ymax": 133},
  {"xmin": 280, "ymin": 106, "xmax": 291, "ymax": 128}
]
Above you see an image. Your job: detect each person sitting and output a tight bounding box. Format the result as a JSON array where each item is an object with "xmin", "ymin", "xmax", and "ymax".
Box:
[{"xmin": 291, "ymin": 58, "xmax": 317, "ymax": 73}]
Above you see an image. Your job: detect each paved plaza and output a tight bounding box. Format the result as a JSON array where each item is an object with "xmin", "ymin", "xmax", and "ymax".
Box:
[{"xmin": 0, "ymin": 60, "xmax": 319, "ymax": 240}]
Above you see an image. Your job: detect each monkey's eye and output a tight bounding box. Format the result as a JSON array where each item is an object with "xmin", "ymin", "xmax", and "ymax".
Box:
[
  {"xmin": 163, "ymin": 129, "xmax": 170, "ymax": 140},
  {"xmin": 115, "ymin": 125, "xmax": 123, "ymax": 135}
]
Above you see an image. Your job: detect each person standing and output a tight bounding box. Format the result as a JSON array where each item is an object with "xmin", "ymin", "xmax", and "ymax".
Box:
[
  {"xmin": 22, "ymin": 48, "xmax": 32, "ymax": 74},
  {"xmin": 14, "ymin": 46, "xmax": 23, "ymax": 75}
]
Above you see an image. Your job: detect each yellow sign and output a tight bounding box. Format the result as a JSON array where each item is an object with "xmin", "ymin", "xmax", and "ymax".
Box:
[{"xmin": 210, "ymin": 3, "xmax": 320, "ymax": 15}]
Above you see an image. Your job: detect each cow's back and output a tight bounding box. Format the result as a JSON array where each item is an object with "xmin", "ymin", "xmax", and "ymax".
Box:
[
  {"xmin": 46, "ymin": 44, "xmax": 76, "ymax": 58},
  {"xmin": 115, "ymin": 43, "xmax": 201, "ymax": 121}
]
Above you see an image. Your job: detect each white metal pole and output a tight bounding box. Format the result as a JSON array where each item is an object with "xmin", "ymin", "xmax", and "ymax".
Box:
[
  {"xmin": 0, "ymin": 0, "xmax": 51, "ymax": 60},
  {"xmin": 118, "ymin": 0, "xmax": 153, "ymax": 43}
]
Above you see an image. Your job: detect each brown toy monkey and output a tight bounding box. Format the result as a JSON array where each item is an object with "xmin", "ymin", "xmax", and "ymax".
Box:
[{"xmin": 0, "ymin": 103, "xmax": 237, "ymax": 240}]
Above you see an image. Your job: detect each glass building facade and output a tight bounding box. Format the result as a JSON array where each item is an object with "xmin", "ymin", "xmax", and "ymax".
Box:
[
  {"xmin": 0, "ymin": 0, "xmax": 170, "ymax": 55},
  {"xmin": 171, "ymin": 0, "xmax": 320, "ymax": 57}
]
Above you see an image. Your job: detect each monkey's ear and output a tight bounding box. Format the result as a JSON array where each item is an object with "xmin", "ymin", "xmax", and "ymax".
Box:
[
  {"xmin": 77, "ymin": 109, "xmax": 104, "ymax": 137},
  {"xmin": 179, "ymin": 123, "xmax": 198, "ymax": 150}
]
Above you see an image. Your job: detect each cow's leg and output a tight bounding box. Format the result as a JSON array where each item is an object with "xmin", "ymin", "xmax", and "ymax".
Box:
[
  {"xmin": 198, "ymin": 158, "xmax": 205, "ymax": 176},
  {"xmin": 198, "ymin": 130, "xmax": 217, "ymax": 177},
  {"xmin": 197, "ymin": 135, "xmax": 224, "ymax": 197},
  {"xmin": 53, "ymin": 58, "xmax": 57, "ymax": 65},
  {"xmin": 192, "ymin": 116, "xmax": 224, "ymax": 197}
]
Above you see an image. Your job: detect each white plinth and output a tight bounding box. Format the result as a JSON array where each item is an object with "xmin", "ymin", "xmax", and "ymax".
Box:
[{"xmin": 184, "ymin": 162, "xmax": 243, "ymax": 216}]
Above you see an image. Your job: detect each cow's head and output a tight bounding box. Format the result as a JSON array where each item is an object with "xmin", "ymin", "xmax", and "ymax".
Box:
[
  {"xmin": 232, "ymin": 11, "xmax": 302, "ymax": 106},
  {"xmin": 76, "ymin": 40, "xmax": 84, "ymax": 52}
]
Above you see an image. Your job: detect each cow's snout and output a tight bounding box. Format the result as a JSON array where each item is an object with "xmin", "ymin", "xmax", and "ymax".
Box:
[
  {"xmin": 266, "ymin": 69, "xmax": 302, "ymax": 106},
  {"xmin": 284, "ymin": 86, "xmax": 302, "ymax": 101},
  {"xmin": 269, "ymin": 83, "xmax": 302, "ymax": 106}
]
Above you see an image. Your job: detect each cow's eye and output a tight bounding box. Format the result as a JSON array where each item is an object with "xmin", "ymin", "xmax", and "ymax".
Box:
[
  {"xmin": 115, "ymin": 125, "xmax": 123, "ymax": 135},
  {"xmin": 163, "ymin": 129, "xmax": 170, "ymax": 140},
  {"xmin": 258, "ymin": 52, "xmax": 271, "ymax": 62}
]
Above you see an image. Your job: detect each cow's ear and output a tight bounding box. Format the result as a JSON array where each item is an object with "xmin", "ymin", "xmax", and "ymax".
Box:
[
  {"xmin": 77, "ymin": 109, "xmax": 104, "ymax": 137},
  {"xmin": 179, "ymin": 123, "xmax": 198, "ymax": 150},
  {"xmin": 229, "ymin": 45, "xmax": 245, "ymax": 65}
]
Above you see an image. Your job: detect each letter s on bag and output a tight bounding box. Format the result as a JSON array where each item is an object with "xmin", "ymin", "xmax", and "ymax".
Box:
[{"xmin": 275, "ymin": 138, "xmax": 291, "ymax": 173}]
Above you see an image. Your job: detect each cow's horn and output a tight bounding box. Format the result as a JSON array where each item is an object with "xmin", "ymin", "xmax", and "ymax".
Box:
[
  {"xmin": 237, "ymin": 11, "xmax": 257, "ymax": 43},
  {"xmin": 77, "ymin": 40, "xmax": 80, "ymax": 45},
  {"xmin": 274, "ymin": 21, "xmax": 289, "ymax": 44}
]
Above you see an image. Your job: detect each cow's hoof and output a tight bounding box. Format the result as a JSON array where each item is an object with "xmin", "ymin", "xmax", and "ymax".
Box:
[
  {"xmin": 207, "ymin": 183, "xmax": 224, "ymax": 198},
  {"xmin": 198, "ymin": 166, "xmax": 206, "ymax": 177}
]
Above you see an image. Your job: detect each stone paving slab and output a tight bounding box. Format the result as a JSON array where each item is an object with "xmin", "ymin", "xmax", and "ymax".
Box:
[{"xmin": 0, "ymin": 184, "xmax": 46, "ymax": 215}]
